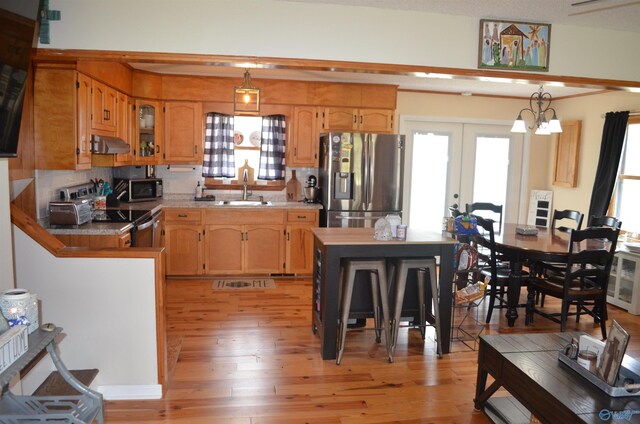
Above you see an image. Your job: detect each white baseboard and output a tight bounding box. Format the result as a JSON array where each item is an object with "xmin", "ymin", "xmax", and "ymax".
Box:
[{"xmin": 97, "ymin": 384, "xmax": 162, "ymax": 400}]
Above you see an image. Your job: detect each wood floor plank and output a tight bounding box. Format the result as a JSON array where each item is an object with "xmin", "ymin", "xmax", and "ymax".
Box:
[{"xmin": 105, "ymin": 277, "xmax": 640, "ymax": 423}]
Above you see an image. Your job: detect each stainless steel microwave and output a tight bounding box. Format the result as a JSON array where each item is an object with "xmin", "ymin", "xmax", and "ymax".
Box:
[{"xmin": 114, "ymin": 178, "xmax": 163, "ymax": 202}]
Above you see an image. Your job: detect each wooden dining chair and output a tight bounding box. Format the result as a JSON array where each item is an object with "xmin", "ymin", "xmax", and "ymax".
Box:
[
  {"xmin": 466, "ymin": 203, "xmax": 503, "ymax": 234},
  {"xmin": 588, "ymin": 215, "xmax": 622, "ymax": 230},
  {"xmin": 536, "ymin": 209, "xmax": 586, "ymax": 306},
  {"xmin": 525, "ymin": 227, "xmax": 619, "ymax": 339},
  {"xmin": 551, "ymin": 209, "xmax": 584, "ymax": 232},
  {"xmin": 473, "ymin": 215, "xmax": 529, "ymax": 323}
]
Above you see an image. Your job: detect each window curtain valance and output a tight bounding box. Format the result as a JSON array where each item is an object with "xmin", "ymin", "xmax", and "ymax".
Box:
[{"xmin": 203, "ymin": 113, "xmax": 236, "ymax": 178}]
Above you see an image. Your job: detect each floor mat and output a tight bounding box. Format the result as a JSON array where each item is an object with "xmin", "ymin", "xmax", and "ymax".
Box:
[{"xmin": 212, "ymin": 278, "xmax": 276, "ymax": 289}]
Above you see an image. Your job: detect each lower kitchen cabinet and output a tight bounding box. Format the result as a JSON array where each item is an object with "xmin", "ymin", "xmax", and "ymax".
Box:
[
  {"xmin": 162, "ymin": 207, "xmax": 317, "ymax": 276},
  {"xmin": 204, "ymin": 226, "xmax": 244, "ymax": 274},
  {"xmin": 163, "ymin": 209, "xmax": 204, "ymax": 275},
  {"xmin": 285, "ymin": 210, "xmax": 319, "ymax": 274},
  {"xmin": 204, "ymin": 224, "xmax": 284, "ymax": 275},
  {"xmin": 164, "ymin": 224, "xmax": 203, "ymax": 275},
  {"xmin": 54, "ymin": 232, "xmax": 131, "ymax": 248}
]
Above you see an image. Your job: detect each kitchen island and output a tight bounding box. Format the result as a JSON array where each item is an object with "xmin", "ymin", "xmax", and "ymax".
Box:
[{"xmin": 311, "ymin": 227, "xmax": 457, "ymax": 360}]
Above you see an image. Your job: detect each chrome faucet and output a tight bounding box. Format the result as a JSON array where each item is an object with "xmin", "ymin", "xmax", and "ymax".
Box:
[{"xmin": 242, "ymin": 169, "xmax": 249, "ymax": 200}]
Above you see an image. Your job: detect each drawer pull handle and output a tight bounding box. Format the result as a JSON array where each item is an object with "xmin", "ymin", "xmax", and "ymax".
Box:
[
  {"xmin": 178, "ymin": 214, "xmax": 187, "ymax": 218},
  {"xmin": 297, "ymin": 215, "xmax": 306, "ymax": 219}
]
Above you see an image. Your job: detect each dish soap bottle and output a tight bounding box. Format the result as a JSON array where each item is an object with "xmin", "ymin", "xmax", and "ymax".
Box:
[{"xmin": 195, "ymin": 181, "xmax": 202, "ymax": 199}]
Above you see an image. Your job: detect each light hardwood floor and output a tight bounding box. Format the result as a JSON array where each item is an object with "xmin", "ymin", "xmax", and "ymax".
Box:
[{"xmin": 105, "ymin": 277, "xmax": 640, "ymax": 423}]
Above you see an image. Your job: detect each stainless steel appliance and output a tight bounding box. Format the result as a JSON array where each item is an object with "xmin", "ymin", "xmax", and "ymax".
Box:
[
  {"xmin": 92, "ymin": 209, "xmax": 161, "ymax": 247},
  {"xmin": 49, "ymin": 200, "xmax": 92, "ymax": 225},
  {"xmin": 303, "ymin": 175, "xmax": 319, "ymax": 203},
  {"xmin": 319, "ymin": 132, "xmax": 404, "ymax": 227},
  {"xmin": 113, "ymin": 178, "xmax": 163, "ymax": 202}
]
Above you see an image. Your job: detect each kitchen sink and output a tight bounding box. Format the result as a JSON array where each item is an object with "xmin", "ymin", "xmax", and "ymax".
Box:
[{"xmin": 218, "ymin": 200, "xmax": 272, "ymax": 206}]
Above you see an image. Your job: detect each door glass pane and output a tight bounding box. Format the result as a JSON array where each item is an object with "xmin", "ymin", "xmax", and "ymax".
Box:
[
  {"xmin": 472, "ymin": 136, "xmax": 509, "ymax": 222},
  {"xmin": 409, "ymin": 132, "xmax": 449, "ymax": 232}
]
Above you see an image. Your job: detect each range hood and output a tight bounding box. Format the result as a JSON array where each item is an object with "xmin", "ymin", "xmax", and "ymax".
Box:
[{"xmin": 90, "ymin": 135, "xmax": 130, "ymax": 154}]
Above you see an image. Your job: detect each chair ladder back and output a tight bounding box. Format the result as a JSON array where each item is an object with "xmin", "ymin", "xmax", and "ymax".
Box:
[{"xmin": 552, "ymin": 209, "xmax": 585, "ymax": 232}]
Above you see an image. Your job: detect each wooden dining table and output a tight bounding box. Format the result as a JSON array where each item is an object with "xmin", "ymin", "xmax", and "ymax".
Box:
[
  {"xmin": 493, "ymin": 223, "xmax": 574, "ymax": 326},
  {"xmin": 311, "ymin": 227, "xmax": 457, "ymax": 360}
]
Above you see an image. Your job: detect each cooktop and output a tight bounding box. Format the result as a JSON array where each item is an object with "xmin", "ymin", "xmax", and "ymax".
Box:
[{"xmin": 92, "ymin": 209, "xmax": 150, "ymax": 223}]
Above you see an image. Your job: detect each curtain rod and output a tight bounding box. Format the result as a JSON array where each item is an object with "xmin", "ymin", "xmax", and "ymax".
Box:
[{"xmin": 600, "ymin": 111, "xmax": 640, "ymax": 118}]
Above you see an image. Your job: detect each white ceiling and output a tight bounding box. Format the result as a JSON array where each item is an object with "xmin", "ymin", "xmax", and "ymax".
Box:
[{"xmin": 131, "ymin": 0, "xmax": 640, "ymax": 99}]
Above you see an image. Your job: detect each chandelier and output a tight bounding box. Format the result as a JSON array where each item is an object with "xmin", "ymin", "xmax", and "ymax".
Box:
[
  {"xmin": 510, "ymin": 85, "xmax": 562, "ymax": 135},
  {"xmin": 234, "ymin": 69, "xmax": 260, "ymax": 114}
]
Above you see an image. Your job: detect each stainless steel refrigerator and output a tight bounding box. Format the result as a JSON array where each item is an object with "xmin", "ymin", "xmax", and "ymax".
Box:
[{"xmin": 319, "ymin": 132, "xmax": 404, "ymax": 227}]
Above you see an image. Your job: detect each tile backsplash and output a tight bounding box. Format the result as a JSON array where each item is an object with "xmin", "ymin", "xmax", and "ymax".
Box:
[{"xmin": 36, "ymin": 168, "xmax": 112, "ymax": 219}]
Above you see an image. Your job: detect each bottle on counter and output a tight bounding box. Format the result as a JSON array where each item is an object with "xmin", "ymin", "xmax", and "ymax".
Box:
[{"xmin": 195, "ymin": 181, "xmax": 203, "ymax": 198}]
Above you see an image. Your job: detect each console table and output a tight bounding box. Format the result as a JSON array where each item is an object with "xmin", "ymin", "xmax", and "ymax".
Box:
[
  {"xmin": 475, "ymin": 333, "xmax": 640, "ymax": 423},
  {"xmin": 0, "ymin": 325, "xmax": 104, "ymax": 423}
]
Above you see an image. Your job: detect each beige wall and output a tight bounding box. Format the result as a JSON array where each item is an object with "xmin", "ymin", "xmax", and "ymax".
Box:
[
  {"xmin": 551, "ymin": 91, "xmax": 640, "ymax": 217},
  {"xmin": 397, "ymin": 91, "xmax": 553, "ymax": 217},
  {"xmin": 397, "ymin": 90, "xmax": 640, "ymax": 222}
]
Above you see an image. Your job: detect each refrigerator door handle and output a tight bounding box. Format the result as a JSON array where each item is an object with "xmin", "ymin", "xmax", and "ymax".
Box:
[
  {"xmin": 335, "ymin": 215, "xmax": 378, "ymax": 220},
  {"xmin": 363, "ymin": 136, "xmax": 370, "ymax": 206}
]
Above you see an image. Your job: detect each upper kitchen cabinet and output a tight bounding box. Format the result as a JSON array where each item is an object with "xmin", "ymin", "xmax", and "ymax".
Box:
[
  {"xmin": 289, "ymin": 106, "xmax": 320, "ymax": 167},
  {"xmin": 163, "ymin": 101, "xmax": 203, "ymax": 164},
  {"xmin": 91, "ymin": 80, "xmax": 118, "ymax": 133},
  {"xmin": 133, "ymin": 99, "xmax": 163, "ymax": 165},
  {"xmin": 34, "ymin": 67, "xmax": 92, "ymax": 170},
  {"xmin": 92, "ymin": 92, "xmax": 134, "ymax": 168},
  {"xmin": 323, "ymin": 107, "xmax": 394, "ymax": 133},
  {"xmin": 314, "ymin": 83, "xmax": 396, "ymax": 133}
]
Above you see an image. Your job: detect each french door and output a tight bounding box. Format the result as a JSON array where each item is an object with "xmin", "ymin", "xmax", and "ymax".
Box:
[{"xmin": 401, "ymin": 119, "xmax": 526, "ymax": 232}]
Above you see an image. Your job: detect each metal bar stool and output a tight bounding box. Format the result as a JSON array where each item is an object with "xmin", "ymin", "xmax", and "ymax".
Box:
[
  {"xmin": 389, "ymin": 258, "xmax": 442, "ymax": 358},
  {"xmin": 336, "ymin": 259, "xmax": 393, "ymax": 365}
]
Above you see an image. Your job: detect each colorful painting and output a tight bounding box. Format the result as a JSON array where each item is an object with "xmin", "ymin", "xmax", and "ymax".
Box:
[{"xmin": 478, "ymin": 19, "xmax": 551, "ymax": 72}]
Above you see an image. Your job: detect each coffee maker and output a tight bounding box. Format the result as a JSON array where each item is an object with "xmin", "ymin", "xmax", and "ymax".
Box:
[{"xmin": 304, "ymin": 175, "xmax": 319, "ymax": 203}]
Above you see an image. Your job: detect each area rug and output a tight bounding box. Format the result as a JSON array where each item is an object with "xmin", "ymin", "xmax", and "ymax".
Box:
[
  {"xmin": 212, "ymin": 278, "xmax": 276, "ymax": 289},
  {"xmin": 167, "ymin": 335, "xmax": 183, "ymax": 376}
]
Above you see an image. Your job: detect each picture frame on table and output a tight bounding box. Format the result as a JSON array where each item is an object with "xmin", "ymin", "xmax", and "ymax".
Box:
[
  {"xmin": 478, "ymin": 19, "xmax": 551, "ymax": 72},
  {"xmin": 597, "ymin": 320, "xmax": 630, "ymax": 386}
]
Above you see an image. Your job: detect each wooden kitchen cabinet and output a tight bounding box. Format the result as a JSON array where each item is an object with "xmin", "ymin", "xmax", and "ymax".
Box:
[
  {"xmin": 289, "ymin": 106, "xmax": 320, "ymax": 167},
  {"xmin": 54, "ymin": 231, "xmax": 131, "ymax": 248},
  {"xmin": 323, "ymin": 107, "xmax": 394, "ymax": 133},
  {"xmin": 164, "ymin": 101, "xmax": 203, "ymax": 164},
  {"xmin": 34, "ymin": 68, "xmax": 92, "ymax": 170},
  {"xmin": 204, "ymin": 209, "xmax": 285, "ymax": 275},
  {"xmin": 204, "ymin": 226, "xmax": 244, "ymax": 274},
  {"xmin": 133, "ymin": 99, "xmax": 163, "ymax": 165},
  {"xmin": 91, "ymin": 92, "xmax": 134, "ymax": 168},
  {"xmin": 91, "ymin": 80, "xmax": 118, "ymax": 133},
  {"xmin": 164, "ymin": 224, "xmax": 203, "ymax": 275},
  {"xmin": 163, "ymin": 209, "xmax": 204, "ymax": 275},
  {"xmin": 285, "ymin": 210, "xmax": 319, "ymax": 274}
]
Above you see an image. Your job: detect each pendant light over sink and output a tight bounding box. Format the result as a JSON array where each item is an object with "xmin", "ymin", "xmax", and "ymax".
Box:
[
  {"xmin": 234, "ymin": 69, "xmax": 260, "ymax": 115},
  {"xmin": 511, "ymin": 85, "xmax": 562, "ymax": 135}
]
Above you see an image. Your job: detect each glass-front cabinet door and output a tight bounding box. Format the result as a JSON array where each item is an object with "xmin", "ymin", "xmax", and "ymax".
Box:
[
  {"xmin": 607, "ymin": 251, "xmax": 640, "ymax": 315},
  {"xmin": 134, "ymin": 100, "xmax": 163, "ymax": 165}
]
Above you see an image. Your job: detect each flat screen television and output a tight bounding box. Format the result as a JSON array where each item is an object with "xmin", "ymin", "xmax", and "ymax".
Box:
[{"xmin": 0, "ymin": 0, "xmax": 42, "ymax": 158}]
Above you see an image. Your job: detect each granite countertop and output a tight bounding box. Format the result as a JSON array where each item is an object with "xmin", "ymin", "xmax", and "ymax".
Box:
[{"xmin": 42, "ymin": 197, "xmax": 322, "ymax": 235}]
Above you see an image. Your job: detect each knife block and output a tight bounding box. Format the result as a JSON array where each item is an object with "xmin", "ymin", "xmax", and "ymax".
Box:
[{"xmin": 106, "ymin": 194, "xmax": 120, "ymax": 207}]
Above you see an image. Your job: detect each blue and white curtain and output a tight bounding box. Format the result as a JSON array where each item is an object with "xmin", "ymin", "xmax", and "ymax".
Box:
[
  {"xmin": 203, "ymin": 113, "xmax": 235, "ymax": 178},
  {"xmin": 258, "ymin": 115, "xmax": 286, "ymax": 180}
]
